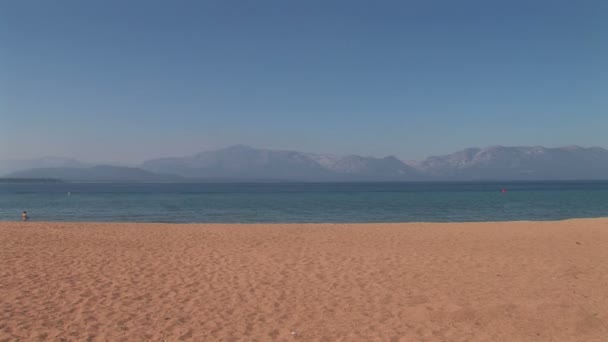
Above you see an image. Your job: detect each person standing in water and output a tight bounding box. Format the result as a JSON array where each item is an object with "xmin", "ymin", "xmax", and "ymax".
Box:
[{"xmin": 21, "ymin": 211, "xmax": 28, "ymax": 221}]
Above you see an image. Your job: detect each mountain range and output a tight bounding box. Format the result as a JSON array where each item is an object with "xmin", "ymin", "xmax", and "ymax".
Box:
[
  {"xmin": 412, "ymin": 145, "xmax": 608, "ymax": 180},
  {"xmin": 2, "ymin": 145, "xmax": 608, "ymax": 182},
  {"xmin": 140, "ymin": 145, "xmax": 420, "ymax": 181}
]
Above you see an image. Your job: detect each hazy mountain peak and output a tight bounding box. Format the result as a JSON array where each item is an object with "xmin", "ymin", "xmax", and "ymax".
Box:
[
  {"xmin": 382, "ymin": 155, "xmax": 401, "ymax": 162},
  {"xmin": 221, "ymin": 144, "xmax": 255, "ymax": 152},
  {"xmin": 560, "ymin": 145, "xmax": 583, "ymax": 151},
  {"xmin": 416, "ymin": 145, "xmax": 608, "ymax": 180},
  {"xmin": 141, "ymin": 145, "xmax": 420, "ymax": 181}
]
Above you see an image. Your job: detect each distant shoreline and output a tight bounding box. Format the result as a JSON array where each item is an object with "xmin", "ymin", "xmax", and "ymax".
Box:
[
  {"xmin": 2, "ymin": 216, "xmax": 607, "ymax": 225},
  {"xmin": 3, "ymin": 179, "xmax": 608, "ymax": 184},
  {"xmin": 0, "ymin": 178, "xmax": 63, "ymax": 183}
]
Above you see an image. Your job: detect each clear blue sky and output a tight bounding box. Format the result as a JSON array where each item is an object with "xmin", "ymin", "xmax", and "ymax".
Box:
[{"xmin": 1, "ymin": 0, "xmax": 607, "ymax": 163}]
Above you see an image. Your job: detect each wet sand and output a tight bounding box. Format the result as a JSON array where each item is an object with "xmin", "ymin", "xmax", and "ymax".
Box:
[{"xmin": 1, "ymin": 219, "xmax": 608, "ymax": 341}]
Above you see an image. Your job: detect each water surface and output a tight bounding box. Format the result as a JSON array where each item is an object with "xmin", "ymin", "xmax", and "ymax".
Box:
[{"xmin": 1, "ymin": 181, "xmax": 607, "ymax": 223}]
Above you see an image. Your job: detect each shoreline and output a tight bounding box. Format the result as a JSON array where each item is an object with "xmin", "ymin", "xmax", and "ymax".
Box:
[
  {"xmin": 3, "ymin": 216, "xmax": 608, "ymax": 225},
  {"xmin": 2, "ymin": 219, "xmax": 608, "ymax": 340}
]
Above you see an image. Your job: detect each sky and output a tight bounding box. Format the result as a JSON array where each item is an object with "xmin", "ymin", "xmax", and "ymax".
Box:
[{"xmin": 1, "ymin": 0, "xmax": 607, "ymax": 163}]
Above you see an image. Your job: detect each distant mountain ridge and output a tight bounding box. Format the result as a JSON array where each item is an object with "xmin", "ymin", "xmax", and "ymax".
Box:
[
  {"xmin": 3, "ymin": 145, "xmax": 608, "ymax": 182},
  {"xmin": 0, "ymin": 157, "xmax": 90, "ymax": 176},
  {"xmin": 140, "ymin": 145, "xmax": 420, "ymax": 181},
  {"xmin": 414, "ymin": 145, "xmax": 608, "ymax": 180}
]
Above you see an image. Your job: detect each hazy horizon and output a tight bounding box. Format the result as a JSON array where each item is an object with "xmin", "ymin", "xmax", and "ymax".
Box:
[{"xmin": 2, "ymin": 1, "xmax": 607, "ymax": 163}]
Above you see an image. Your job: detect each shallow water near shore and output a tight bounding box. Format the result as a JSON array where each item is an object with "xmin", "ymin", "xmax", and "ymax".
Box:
[{"xmin": 1, "ymin": 181, "xmax": 608, "ymax": 223}]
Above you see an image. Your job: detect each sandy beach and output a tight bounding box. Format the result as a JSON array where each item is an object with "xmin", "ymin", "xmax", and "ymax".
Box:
[{"xmin": 1, "ymin": 219, "xmax": 607, "ymax": 341}]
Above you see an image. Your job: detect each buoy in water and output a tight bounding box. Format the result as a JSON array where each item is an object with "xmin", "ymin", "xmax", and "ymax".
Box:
[{"xmin": 501, "ymin": 188, "xmax": 507, "ymax": 193}]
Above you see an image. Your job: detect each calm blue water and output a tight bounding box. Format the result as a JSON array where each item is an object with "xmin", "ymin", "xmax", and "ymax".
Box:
[{"xmin": 1, "ymin": 182, "xmax": 607, "ymax": 223}]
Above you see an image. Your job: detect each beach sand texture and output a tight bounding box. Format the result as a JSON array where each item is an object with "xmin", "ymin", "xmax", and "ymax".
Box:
[{"xmin": 1, "ymin": 219, "xmax": 608, "ymax": 341}]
